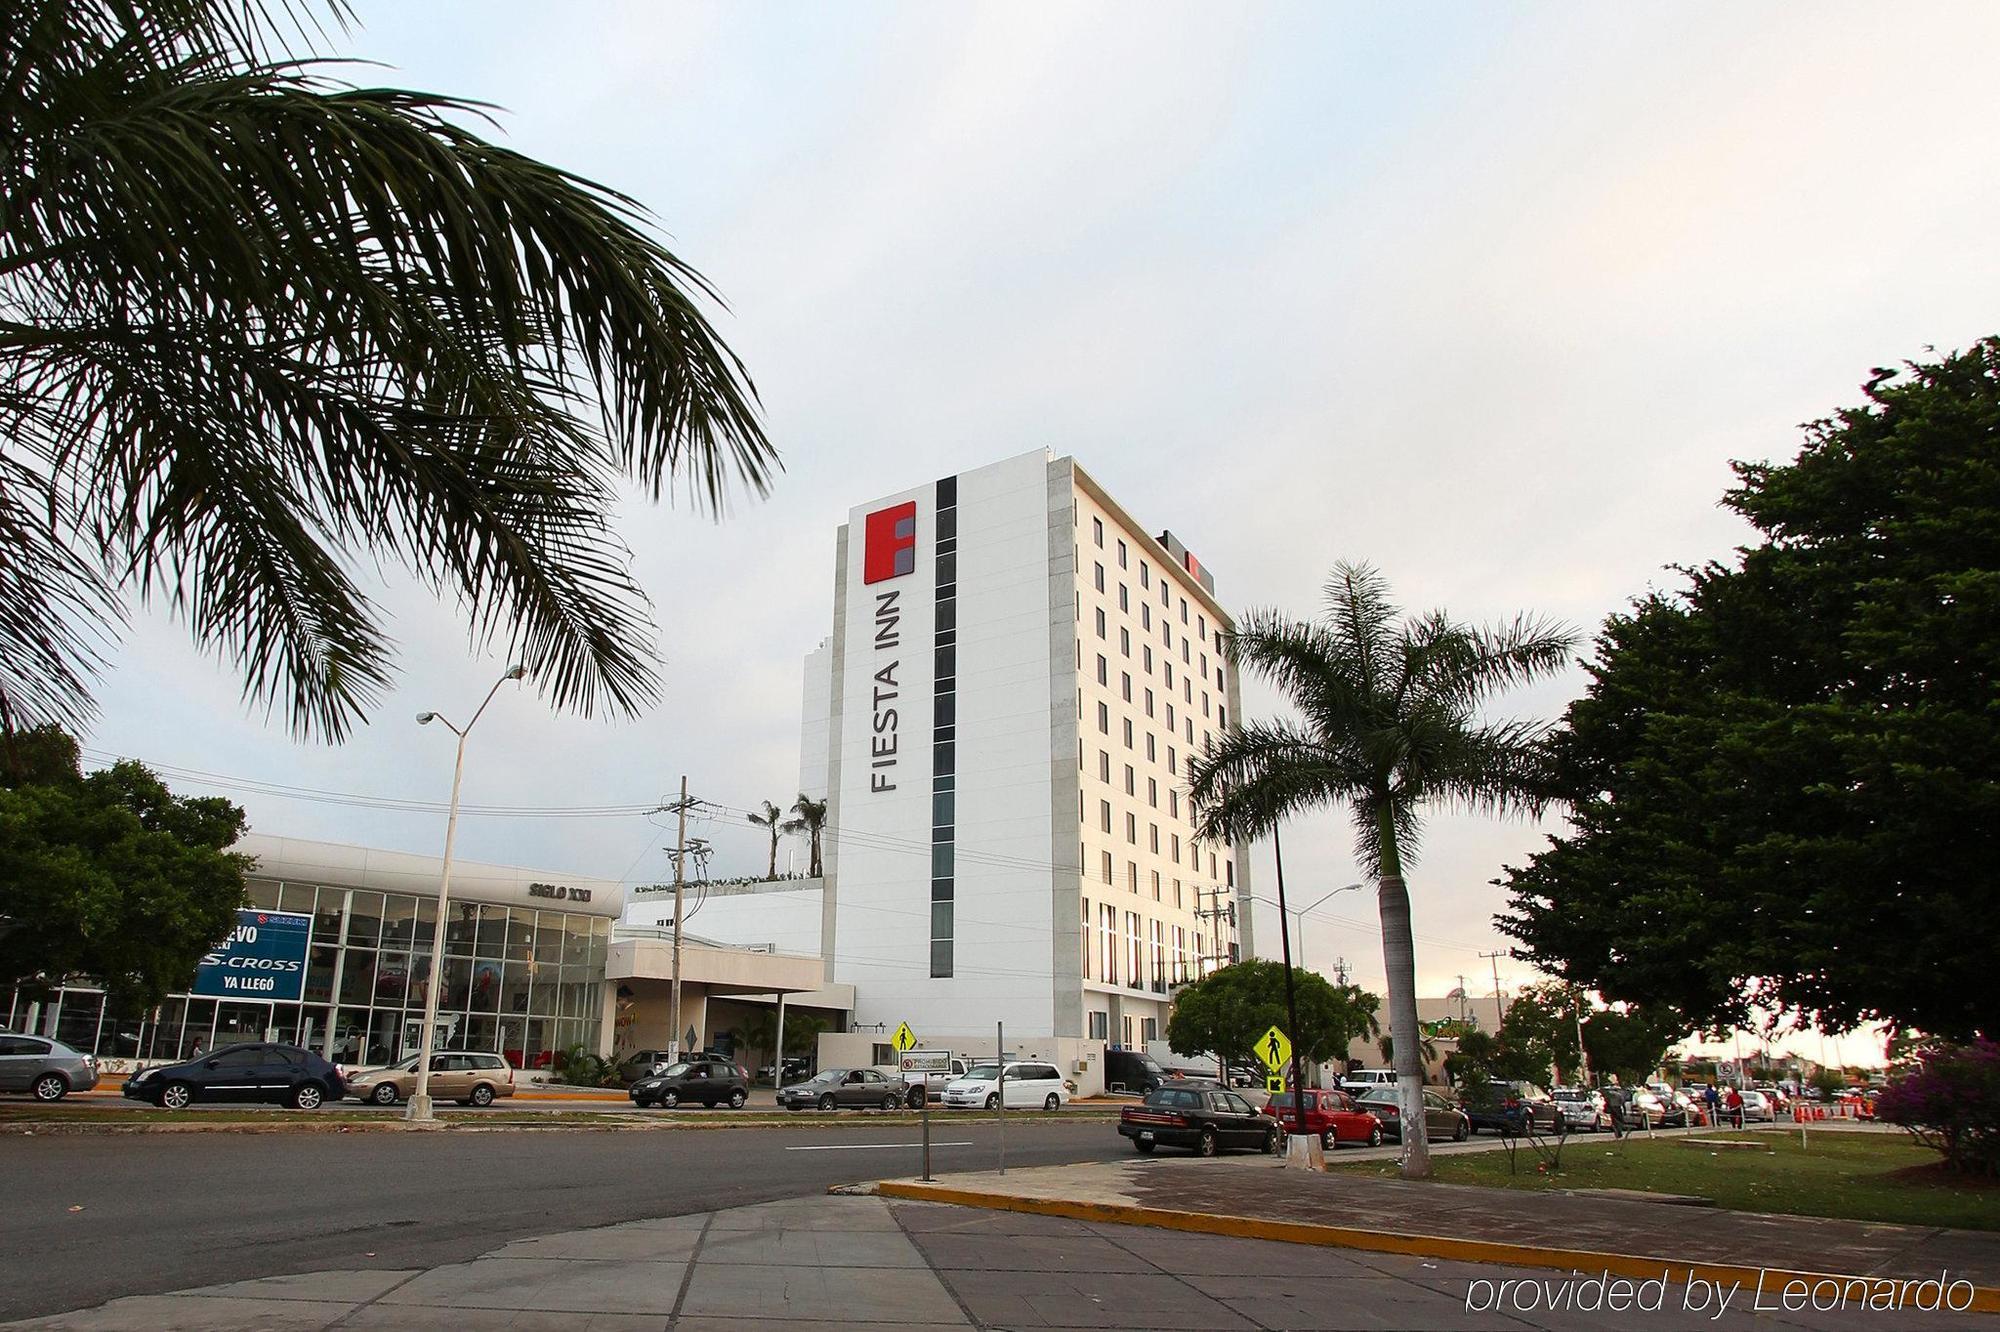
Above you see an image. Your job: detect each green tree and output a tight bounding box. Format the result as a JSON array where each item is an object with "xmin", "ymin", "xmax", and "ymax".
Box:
[
  {"xmin": 0, "ymin": 727, "xmax": 249, "ymax": 1003},
  {"xmin": 746, "ymin": 800, "xmax": 804, "ymax": 880},
  {"xmin": 1495, "ymin": 983, "xmax": 1580, "ymax": 1085},
  {"xmin": 1189, "ymin": 562, "xmax": 1573, "ymax": 1177},
  {"xmin": 1166, "ymin": 959, "xmax": 1379, "ymax": 1075},
  {"xmin": 790, "ymin": 794, "xmax": 828, "ymax": 878},
  {"xmin": 733, "ymin": 1007, "xmax": 828, "ymax": 1070},
  {"xmin": 1376, "ymin": 1031, "xmax": 1439, "ymax": 1073},
  {"xmin": 1499, "ymin": 343, "xmax": 2000, "ymax": 1039},
  {"xmin": 1, "ymin": 0, "xmax": 775, "ymax": 739},
  {"xmin": 1580, "ymin": 1006, "xmax": 1682, "ymax": 1087}
]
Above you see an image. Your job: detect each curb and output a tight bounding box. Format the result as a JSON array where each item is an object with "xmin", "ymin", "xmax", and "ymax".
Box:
[{"xmin": 873, "ymin": 1180, "xmax": 2000, "ymax": 1315}]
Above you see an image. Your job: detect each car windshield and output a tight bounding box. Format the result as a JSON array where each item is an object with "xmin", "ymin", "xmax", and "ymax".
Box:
[
  {"xmin": 1551, "ymin": 1090, "xmax": 1589, "ymax": 1101},
  {"xmin": 806, "ymin": 1070, "xmax": 845, "ymax": 1084},
  {"xmin": 963, "ymin": 1064, "xmax": 1001, "ymax": 1081},
  {"xmin": 1138, "ymin": 1055, "xmax": 1165, "ymax": 1073},
  {"xmin": 657, "ymin": 1063, "xmax": 690, "ymax": 1078}
]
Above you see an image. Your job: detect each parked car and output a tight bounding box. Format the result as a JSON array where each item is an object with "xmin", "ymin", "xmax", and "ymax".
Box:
[
  {"xmin": 941, "ymin": 1060, "xmax": 1073, "ymax": 1111},
  {"xmin": 1462, "ymin": 1081, "xmax": 1563, "ymax": 1135},
  {"xmin": 1752, "ymin": 1083, "xmax": 1789, "ymax": 1115},
  {"xmin": 346, "ymin": 1051, "xmax": 515, "ymax": 1107},
  {"xmin": 1549, "ymin": 1087, "xmax": 1607, "ymax": 1132},
  {"xmin": 0, "ymin": 1032, "xmax": 99, "ymax": 1102},
  {"xmin": 1263, "ymin": 1088, "xmax": 1384, "ymax": 1149},
  {"xmin": 123, "ymin": 1042, "xmax": 345, "ymax": 1110},
  {"xmin": 1341, "ymin": 1068, "xmax": 1397, "ymax": 1094},
  {"xmin": 1622, "ymin": 1088, "xmax": 1686, "ymax": 1128},
  {"xmin": 616, "ymin": 1049, "xmax": 740, "ymax": 1085},
  {"xmin": 1104, "ymin": 1048, "xmax": 1169, "ymax": 1095},
  {"xmin": 900, "ymin": 1056, "xmax": 972, "ymax": 1105},
  {"xmin": 630, "ymin": 1060, "xmax": 750, "ymax": 1109},
  {"xmin": 776, "ymin": 1067, "xmax": 910, "ymax": 1111},
  {"xmin": 1118, "ymin": 1081, "xmax": 1282, "ymax": 1156},
  {"xmin": 758, "ymin": 1056, "xmax": 813, "ymax": 1085},
  {"xmin": 1739, "ymin": 1089, "xmax": 1775, "ymax": 1123},
  {"xmin": 1353, "ymin": 1087, "xmax": 1472, "ymax": 1143}
]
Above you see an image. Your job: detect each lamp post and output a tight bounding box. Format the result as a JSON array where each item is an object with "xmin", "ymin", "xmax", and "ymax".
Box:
[
  {"xmin": 1288, "ymin": 883, "xmax": 1363, "ymax": 974},
  {"xmin": 406, "ymin": 664, "xmax": 527, "ymax": 1122}
]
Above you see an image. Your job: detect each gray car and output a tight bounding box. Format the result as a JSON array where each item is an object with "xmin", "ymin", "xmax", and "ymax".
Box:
[
  {"xmin": 775, "ymin": 1067, "xmax": 910, "ymax": 1110},
  {"xmin": 0, "ymin": 1032, "xmax": 100, "ymax": 1102}
]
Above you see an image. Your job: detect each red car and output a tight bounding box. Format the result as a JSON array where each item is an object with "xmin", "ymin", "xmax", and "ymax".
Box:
[{"xmin": 1263, "ymin": 1088, "xmax": 1385, "ymax": 1149}]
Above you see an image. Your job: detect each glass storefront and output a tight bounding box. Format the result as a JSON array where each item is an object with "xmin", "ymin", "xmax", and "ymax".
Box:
[{"xmin": 3, "ymin": 875, "xmax": 611, "ymax": 1070}]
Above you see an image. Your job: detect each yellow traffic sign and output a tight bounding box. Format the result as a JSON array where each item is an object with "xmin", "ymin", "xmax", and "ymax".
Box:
[
  {"xmin": 1256, "ymin": 1025, "xmax": 1293, "ymax": 1072},
  {"xmin": 1266, "ymin": 1074, "xmax": 1285, "ymax": 1094},
  {"xmin": 892, "ymin": 1021, "xmax": 919, "ymax": 1054}
]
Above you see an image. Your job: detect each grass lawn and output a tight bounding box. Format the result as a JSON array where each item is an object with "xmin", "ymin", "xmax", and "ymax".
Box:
[{"xmin": 1335, "ymin": 1128, "xmax": 2000, "ymax": 1232}]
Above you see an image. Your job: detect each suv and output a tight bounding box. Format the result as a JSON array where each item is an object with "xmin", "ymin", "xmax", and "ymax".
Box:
[
  {"xmin": 1104, "ymin": 1049, "xmax": 1167, "ymax": 1095},
  {"xmin": 630, "ymin": 1059, "xmax": 751, "ymax": 1109},
  {"xmin": 1341, "ymin": 1069, "xmax": 1397, "ymax": 1094},
  {"xmin": 0, "ymin": 1032, "xmax": 99, "ymax": 1102},
  {"xmin": 941, "ymin": 1060, "xmax": 1073, "ymax": 1111},
  {"xmin": 1462, "ymin": 1080, "xmax": 1563, "ymax": 1135},
  {"xmin": 123, "ymin": 1042, "xmax": 345, "ymax": 1110},
  {"xmin": 345, "ymin": 1051, "xmax": 516, "ymax": 1106}
]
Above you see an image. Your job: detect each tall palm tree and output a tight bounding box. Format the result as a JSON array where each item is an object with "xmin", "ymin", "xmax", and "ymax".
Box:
[
  {"xmin": 746, "ymin": 800, "xmax": 804, "ymax": 880},
  {"xmin": 0, "ymin": 0, "xmax": 775, "ymax": 740},
  {"xmin": 1188, "ymin": 562, "xmax": 1573, "ymax": 1179},
  {"xmin": 790, "ymin": 793, "xmax": 828, "ymax": 878}
]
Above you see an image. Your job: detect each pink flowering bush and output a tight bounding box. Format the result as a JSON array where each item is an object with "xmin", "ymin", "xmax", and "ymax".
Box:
[{"xmin": 1875, "ymin": 1039, "xmax": 2000, "ymax": 1176}]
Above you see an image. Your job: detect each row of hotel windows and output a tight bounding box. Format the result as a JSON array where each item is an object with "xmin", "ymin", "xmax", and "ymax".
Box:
[
  {"xmin": 1088, "ymin": 1011, "xmax": 1160, "ymax": 1047},
  {"xmin": 1085, "ymin": 513, "xmax": 1211, "ymax": 644},
  {"xmin": 1080, "ymin": 806, "xmax": 1235, "ymax": 882},
  {"xmin": 1080, "ymin": 898, "xmax": 1212, "ymax": 993},
  {"xmin": 1081, "ymin": 605, "xmax": 1224, "ymax": 729},
  {"xmin": 929, "ymin": 476, "xmax": 961, "ymax": 979},
  {"xmin": 1088, "ymin": 651, "xmax": 1224, "ymax": 733}
]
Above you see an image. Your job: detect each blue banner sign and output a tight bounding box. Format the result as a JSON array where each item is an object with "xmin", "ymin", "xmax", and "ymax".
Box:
[{"xmin": 192, "ymin": 909, "xmax": 312, "ymax": 1002}]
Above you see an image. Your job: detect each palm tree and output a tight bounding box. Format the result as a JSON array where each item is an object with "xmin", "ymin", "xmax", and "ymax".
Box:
[
  {"xmin": 0, "ymin": 0, "xmax": 775, "ymax": 740},
  {"xmin": 746, "ymin": 800, "xmax": 804, "ymax": 880},
  {"xmin": 790, "ymin": 794, "xmax": 828, "ymax": 878},
  {"xmin": 1188, "ymin": 562, "xmax": 1573, "ymax": 1178}
]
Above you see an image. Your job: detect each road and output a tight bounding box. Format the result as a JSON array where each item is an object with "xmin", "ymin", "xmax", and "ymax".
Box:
[{"xmin": 0, "ymin": 1117, "xmax": 1128, "ymax": 1322}]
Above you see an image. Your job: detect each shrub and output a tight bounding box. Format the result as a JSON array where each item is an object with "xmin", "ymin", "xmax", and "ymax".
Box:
[{"xmin": 1875, "ymin": 1039, "xmax": 2000, "ymax": 1176}]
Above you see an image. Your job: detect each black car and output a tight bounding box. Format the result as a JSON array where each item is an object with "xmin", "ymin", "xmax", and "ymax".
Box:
[
  {"xmin": 1117, "ymin": 1080, "xmax": 1282, "ymax": 1156},
  {"xmin": 1461, "ymin": 1080, "xmax": 1564, "ymax": 1135},
  {"xmin": 1103, "ymin": 1048, "xmax": 1168, "ymax": 1095},
  {"xmin": 630, "ymin": 1059, "xmax": 751, "ymax": 1109},
  {"xmin": 122, "ymin": 1042, "xmax": 345, "ymax": 1110},
  {"xmin": 617, "ymin": 1048, "xmax": 739, "ymax": 1085}
]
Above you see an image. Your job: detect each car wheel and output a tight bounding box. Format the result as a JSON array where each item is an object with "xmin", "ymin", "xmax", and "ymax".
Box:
[
  {"xmin": 1196, "ymin": 1128, "xmax": 1219, "ymax": 1157},
  {"xmin": 290, "ymin": 1083, "xmax": 324, "ymax": 1111},
  {"xmin": 634, "ymin": 1098, "xmax": 656, "ymax": 1109},
  {"xmin": 1368, "ymin": 1124, "xmax": 1384, "ymax": 1148},
  {"xmin": 1321, "ymin": 1129, "xmax": 1337, "ymax": 1152},
  {"xmin": 1454, "ymin": 1118, "xmax": 1469, "ymax": 1142},
  {"xmin": 31, "ymin": 1073, "xmax": 68, "ymax": 1103},
  {"xmin": 662, "ymin": 1090, "xmax": 680, "ymax": 1109},
  {"xmin": 728, "ymin": 1089, "xmax": 747, "ymax": 1109},
  {"xmin": 818, "ymin": 1093, "xmax": 837, "ymax": 1111},
  {"xmin": 882, "ymin": 1093, "xmax": 902, "ymax": 1110},
  {"xmin": 985, "ymin": 1092, "xmax": 999, "ymax": 1110},
  {"xmin": 1262, "ymin": 1128, "xmax": 1281, "ymax": 1154},
  {"xmin": 160, "ymin": 1081, "xmax": 194, "ymax": 1110},
  {"xmin": 370, "ymin": 1083, "xmax": 399, "ymax": 1106},
  {"xmin": 907, "ymin": 1086, "xmax": 925, "ymax": 1109},
  {"xmin": 1044, "ymin": 1092, "xmax": 1061, "ymax": 1112},
  {"xmin": 469, "ymin": 1083, "xmax": 495, "ymax": 1108},
  {"xmin": 1133, "ymin": 1138, "xmax": 1156, "ymax": 1154}
]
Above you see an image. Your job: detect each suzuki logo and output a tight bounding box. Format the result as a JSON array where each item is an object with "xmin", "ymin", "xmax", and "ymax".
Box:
[{"xmin": 863, "ymin": 501, "xmax": 918, "ymax": 584}]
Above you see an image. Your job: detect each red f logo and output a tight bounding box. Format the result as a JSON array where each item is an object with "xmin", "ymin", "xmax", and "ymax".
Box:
[{"xmin": 863, "ymin": 501, "xmax": 918, "ymax": 584}]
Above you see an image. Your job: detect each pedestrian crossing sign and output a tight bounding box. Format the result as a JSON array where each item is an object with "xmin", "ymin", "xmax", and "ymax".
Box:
[
  {"xmin": 1256, "ymin": 1025, "xmax": 1293, "ymax": 1072},
  {"xmin": 892, "ymin": 1021, "xmax": 919, "ymax": 1054},
  {"xmin": 1266, "ymin": 1075, "xmax": 1285, "ymax": 1094}
]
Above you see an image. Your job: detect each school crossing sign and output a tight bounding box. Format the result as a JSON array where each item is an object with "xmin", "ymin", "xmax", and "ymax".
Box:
[{"xmin": 191, "ymin": 909, "xmax": 311, "ymax": 1002}]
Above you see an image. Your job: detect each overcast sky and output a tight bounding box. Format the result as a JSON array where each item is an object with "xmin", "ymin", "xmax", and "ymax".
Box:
[{"xmin": 80, "ymin": 3, "xmax": 2000, "ymax": 1045}]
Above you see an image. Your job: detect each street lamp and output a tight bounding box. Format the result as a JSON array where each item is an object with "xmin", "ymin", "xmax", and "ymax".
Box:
[
  {"xmin": 1289, "ymin": 883, "xmax": 1363, "ymax": 974},
  {"xmin": 406, "ymin": 663, "xmax": 527, "ymax": 1122}
]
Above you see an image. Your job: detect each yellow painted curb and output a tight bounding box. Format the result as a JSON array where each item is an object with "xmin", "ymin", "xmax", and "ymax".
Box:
[{"xmin": 875, "ymin": 1180, "xmax": 2000, "ymax": 1315}]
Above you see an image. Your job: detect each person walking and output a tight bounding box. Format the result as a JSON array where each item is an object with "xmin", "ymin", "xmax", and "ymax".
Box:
[
  {"xmin": 1703, "ymin": 1083, "xmax": 1721, "ymax": 1126},
  {"xmin": 1605, "ymin": 1082, "xmax": 1628, "ymax": 1139},
  {"xmin": 1725, "ymin": 1084, "xmax": 1744, "ymax": 1129}
]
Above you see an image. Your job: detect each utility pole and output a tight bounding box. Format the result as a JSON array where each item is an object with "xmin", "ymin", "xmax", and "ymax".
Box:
[
  {"xmin": 1480, "ymin": 950, "xmax": 1508, "ymax": 1030},
  {"xmin": 666, "ymin": 777, "xmax": 692, "ymax": 1061}
]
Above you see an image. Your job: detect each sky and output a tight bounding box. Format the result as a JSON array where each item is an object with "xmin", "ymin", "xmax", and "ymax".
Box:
[{"xmin": 79, "ymin": 2, "xmax": 2000, "ymax": 1056}]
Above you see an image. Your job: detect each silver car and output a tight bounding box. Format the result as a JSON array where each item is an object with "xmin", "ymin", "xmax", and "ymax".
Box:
[
  {"xmin": 1549, "ymin": 1087, "xmax": 1606, "ymax": 1132},
  {"xmin": 0, "ymin": 1032, "xmax": 100, "ymax": 1102}
]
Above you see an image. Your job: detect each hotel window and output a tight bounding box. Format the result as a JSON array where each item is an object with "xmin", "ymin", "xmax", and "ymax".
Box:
[
  {"xmin": 1088, "ymin": 1011, "xmax": 1108, "ymax": 1040},
  {"xmin": 1140, "ymin": 562, "xmax": 1150, "ymax": 588},
  {"xmin": 1128, "ymin": 861, "xmax": 1138, "ymax": 893},
  {"xmin": 1182, "ymin": 639, "xmax": 1191, "ymax": 664},
  {"xmin": 1078, "ymin": 791, "xmax": 1084, "ymax": 822},
  {"xmin": 1119, "ymin": 584, "xmax": 1129, "ymax": 612},
  {"xmin": 1180, "ymin": 597, "xmax": 1189, "ymax": 624},
  {"xmin": 1125, "ymin": 812, "xmax": 1136, "ymax": 843},
  {"xmin": 1120, "ymin": 627, "xmax": 1130, "ymax": 657},
  {"xmin": 1096, "ymin": 654, "xmax": 1107, "ymax": 685},
  {"xmin": 1169, "ymin": 790, "xmax": 1179, "ymax": 817},
  {"xmin": 1184, "ymin": 678, "xmax": 1191, "ymax": 703},
  {"xmin": 1216, "ymin": 666, "xmax": 1225, "ymax": 690},
  {"xmin": 1220, "ymin": 704, "xmax": 1228, "ymax": 729},
  {"xmin": 1096, "ymin": 702, "xmax": 1108, "ymax": 734},
  {"xmin": 1202, "ymin": 693, "xmax": 1210, "ymax": 718},
  {"xmin": 1226, "ymin": 860, "xmax": 1235, "ymax": 887},
  {"xmin": 1165, "ymin": 662, "xmax": 1174, "ymax": 688},
  {"xmin": 1170, "ymin": 833, "xmax": 1180, "ymax": 862},
  {"xmin": 1198, "ymin": 614, "xmax": 1206, "ymax": 641},
  {"xmin": 1142, "ymin": 605, "xmax": 1151, "ymax": 631},
  {"xmin": 1200, "ymin": 653, "xmax": 1208, "ymax": 677},
  {"xmin": 1121, "ymin": 672, "xmax": 1132, "ymax": 703},
  {"xmin": 1095, "ymin": 608, "xmax": 1106, "ymax": 638},
  {"xmin": 1144, "ymin": 688, "xmax": 1153, "ymax": 717},
  {"xmin": 1143, "ymin": 645, "xmax": 1153, "ymax": 671},
  {"xmin": 1186, "ymin": 718, "xmax": 1194, "ymax": 743},
  {"xmin": 1151, "ymin": 870, "xmax": 1161, "ymax": 901},
  {"xmin": 1081, "ymin": 897, "xmax": 1091, "ymax": 980},
  {"xmin": 1173, "ymin": 879, "xmax": 1183, "ymax": 909},
  {"xmin": 1167, "ymin": 703, "xmax": 1175, "ymax": 730},
  {"xmin": 1094, "ymin": 563, "xmax": 1105, "ymax": 592},
  {"xmin": 1101, "ymin": 851, "xmax": 1114, "ymax": 888},
  {"xmin": 1160, "ymin": 580, "xmax": 1170, "ymax": 607},
  {"xmin": 1168, "ymin": 746, "xmax": 1176, "ymax": 774},
  {"xmin": 1100, "ymin": 800, "xmax": 1111, "ymax": 833},
  {"xmin": 1149, "ymin": 824, "xmax": 1159, "ymax": 853},
  {"xmin": 1123, "ymin": 764, "xmax": 1135, "ymax": 796},
  {"xmin": 1127, "ymin": 912, "xmax": 1143, "ymax": 985},
  {"xmin": 1145, "ymin": 734, "xmax": 1156, "ymax": 762},
  {"xmin": 1210, "ymin": 851, "xmax": 1218, "ymax": 877},
  {"xmin": 1147, "ymin": 777, "xmax": 1157, "ymax": 807},
  {"xmin": 1098, "ymin": 750, "xmax": 1111, "ymax": 782},
  {"xmin": 1122, "ymin": 717, "xmax": 1134, "ymax": 748},
  {"xmin": 1118, "ymin": 539, "xmax": 1128, "ymax": 569},
  {"xmin": 1101, "ymin": 904, "xmax": 1118, "ymax": 984},
  {"xmin": 1093, "ymin": 516, "xmax": 1104, "ymax": 547}
]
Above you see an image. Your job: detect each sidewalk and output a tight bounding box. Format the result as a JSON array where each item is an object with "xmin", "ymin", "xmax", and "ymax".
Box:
[
  {"xmin": 14, "ymin": 1190, "xmax": 1999, "ymax": 1331},
  {"xmin": 880, "ymin": 1155, "xmax": 2000, "ymax": 1312}
]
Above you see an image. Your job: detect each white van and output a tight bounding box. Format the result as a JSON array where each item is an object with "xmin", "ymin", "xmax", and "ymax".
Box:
[
  {"xmin": 1341, "ymin": 1068, "xmax": 1398, "ymax": 1093},
  {"xmin": 941, "ymin": 1059, "xmax": 1073, "ymax": 1111}
]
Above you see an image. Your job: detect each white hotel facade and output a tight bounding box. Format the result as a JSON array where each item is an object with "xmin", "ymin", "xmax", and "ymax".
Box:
[{"xmin": 798, "ymin": 448, "xmax": 1247, "ymax": 1056}]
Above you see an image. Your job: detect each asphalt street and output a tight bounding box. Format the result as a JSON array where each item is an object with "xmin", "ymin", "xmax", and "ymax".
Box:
[{"xmin": 0, "ymin": 1118, "xmax": 1129, "ymax": 1322}]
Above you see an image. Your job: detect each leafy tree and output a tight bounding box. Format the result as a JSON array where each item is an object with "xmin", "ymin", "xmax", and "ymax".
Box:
[
  {"xmin": 790, "ymin": 794, "xmax": 829, "ymax": 878},
  {"xmin": 746, "ymin": 800, "xmax": 804, "ymax": 880},
  {"xmin": 1376, "ymin": 1031, "xmax": 1438, "ymax": 1073},
  {"xmin": 1167, "ymin": 959, "xmax": 1379, "ymax": 1074},
  {"xmin": 1580, "ymin": 1006, "xmax": 1683, "ymax": 1087},
  {"xmin": 733, "ymin": 1007, "xmax": 829, "ymax": 1071},
  {"xmin": 1499, "ymin": 343, "xmax": 2000, "ymax": 1040},
  {"xmin": 1495, "ymin": 984, "xmax": 1580, "ymax": 1085},
  {"xmin": 1, "ymin": 0, "xmax": 775, "ymax": 739},
  {"xmin": 1876, "ymin": 1040, "xmax": 2000, "ymax": 1176},
  {"xmin": 0, "ymin": 727, "xmax": 249, "ymax": 1003},
  {"xmin": 1189, "ymin": 562, "xmax": 1573, "ymax": 1177}
]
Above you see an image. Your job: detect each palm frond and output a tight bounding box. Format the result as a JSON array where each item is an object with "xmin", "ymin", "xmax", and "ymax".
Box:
[
  {"xmin": 1320, "ymin": 560, "xmax": 1398, "ymax": 697},
  {"xmin": 1186, "ymin": 718, "xmax": 1364, "ymax": 845}
]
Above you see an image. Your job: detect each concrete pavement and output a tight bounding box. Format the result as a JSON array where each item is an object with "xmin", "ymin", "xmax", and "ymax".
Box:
[{"xmin": 14, "ymin": 1192, "xmax": 1998, "ymax": 1331}]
